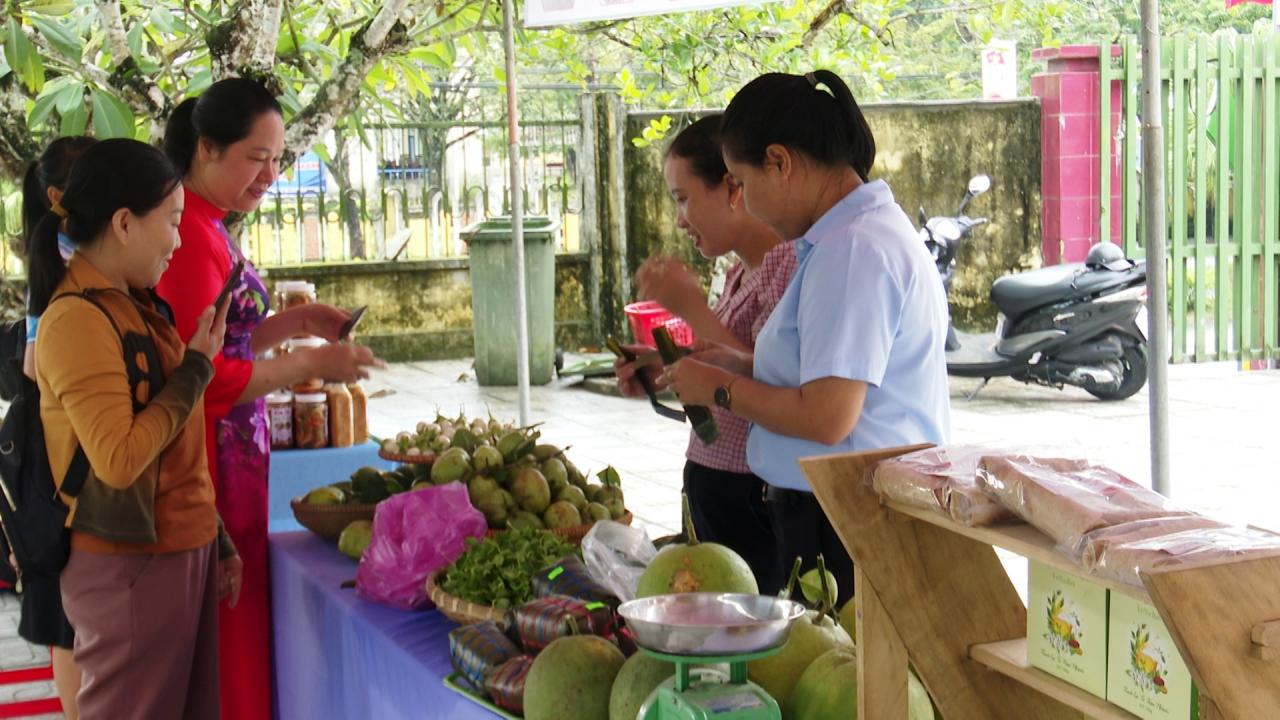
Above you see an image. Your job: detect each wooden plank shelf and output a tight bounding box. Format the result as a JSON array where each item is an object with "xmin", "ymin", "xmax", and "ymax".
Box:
[
  {"xmin": 880, "ymin": 499, "xmax": 1153, "ymax": 603},
  {"xmin": 799, "ymin": 445, "xmax": 1280, "ymax": 719},
  {"xmin": 969, "ymin": 639, "xmax": 1138, "ymax": 720}
]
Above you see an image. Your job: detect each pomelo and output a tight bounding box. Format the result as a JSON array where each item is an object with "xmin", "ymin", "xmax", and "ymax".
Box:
[
  {"xmin": 635, "ymin": 494, "xmax": 758, "ymax": 597},
  {"xmin": 608, "ymin": 652, "xmax": 673, "ymax": 720},
  {"xmin": 748, "ymin": 608, "xmax": 852, "ymax": 709},
  {"xmin": 785, "ymin": 648, "xmax": 936, "ymax": 720},
  {"xmin": 524, "ymin": 635, "xmax": 625, "ymax": 720}
]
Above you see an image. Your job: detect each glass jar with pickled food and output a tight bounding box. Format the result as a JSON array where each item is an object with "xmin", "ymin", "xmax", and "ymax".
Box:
[{"xmin": 293, "ymin": 393, "xmax": 329, "ymax": 449}]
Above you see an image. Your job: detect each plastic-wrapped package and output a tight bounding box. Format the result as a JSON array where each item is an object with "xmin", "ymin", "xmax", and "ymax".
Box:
[
  {"xmin": 483, "ymin": 655, "xmax": 535, "ymax": 715},
  {"xmin": 448, "ymin": 621, "xmax": 521, "ymax": 690},
  {"xmin": 355, "ymin": 481, "xmax": 488, "ymax": 609},
  {"xmin": 976, "ymin": 454, "xmax": 1190, "ymax": 547},
  {"xmin": 1093, "ymin": 525, "xmax": 1280, "ymax": 588},
  {"xmin": 1069, "ymin": 515, "xmax": 1227, "ymax": 567},
  {"xmin": 532, "ymin": 555, "xmax": 619, "ymax": 608},
  {"xmin": 581, "ymin": 520, "xmax": 657, "ymax": 602},
  {"xmin": 511, "ymin": 595, "xmax": 617, "ymax": 653},
  {"xmin": 871, "ymin": 445, "xmax": 1016, "ymax": 526}
]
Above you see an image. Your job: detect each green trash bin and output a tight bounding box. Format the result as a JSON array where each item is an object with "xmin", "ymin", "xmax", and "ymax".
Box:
[{"xmin": 463, "ymin": 216, "xmax": 559, "ymax": 386}]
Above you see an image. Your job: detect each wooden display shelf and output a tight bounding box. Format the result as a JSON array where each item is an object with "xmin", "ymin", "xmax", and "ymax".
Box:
[
  {"xmin": 881, "ymin": 499, "xmax": 1152, "ymax": 603},
  {"xmin": 799, "ymin": 444, "xmax": 1280, "ymax": 720},
  {"xmin": 969, "ymin": 638, "xmax": 1138, "ymax": 720}
]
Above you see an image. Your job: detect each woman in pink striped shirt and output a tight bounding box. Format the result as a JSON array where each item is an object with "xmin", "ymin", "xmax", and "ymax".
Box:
[{"xmin": 617, "ymin": 114, "xmax": 795, "ymax": 593}]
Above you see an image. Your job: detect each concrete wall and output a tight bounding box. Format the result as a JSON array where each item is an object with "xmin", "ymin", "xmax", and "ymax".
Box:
[
  {"xmin": 623, "ymin": 99, "xmax": 1043, "ymax": 330},
  {"xmin": 261, "ymin": 254, "xmax": 593, "ymax": 363},
  {"xmin": 246, "ymin": 98, "xmax": 1041, "ymax": 362}
]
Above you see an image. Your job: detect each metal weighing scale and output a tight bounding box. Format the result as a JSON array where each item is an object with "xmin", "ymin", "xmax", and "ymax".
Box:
[{"xmin": 618, "ymin": 593, "xmax": 807, "ymax": 720}]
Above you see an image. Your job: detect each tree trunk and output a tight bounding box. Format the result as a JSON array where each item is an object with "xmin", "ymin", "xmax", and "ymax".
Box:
[
  {"xmin": 283, "ymin": 1, "xmax": 412, "ymax": 159},
  {"xmin": 211, "ymin": 0, "xmax": 286, "ymax": 79},
  {"xmin": 423, "ymin": 128, "xmax": 448, "ymax": 190},
  {"xmin": 327, "ymin": 130, "xmax": 366, "ymax": 259},
  {"xmin": 0, "ymin": 78, "xmax": 40, "ymax": 181}
]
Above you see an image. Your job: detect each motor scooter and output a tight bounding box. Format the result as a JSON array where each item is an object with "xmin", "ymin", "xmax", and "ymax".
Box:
[{"xmin": 922, "ymin": 175, "xmax": 1149, "ymax": 400}]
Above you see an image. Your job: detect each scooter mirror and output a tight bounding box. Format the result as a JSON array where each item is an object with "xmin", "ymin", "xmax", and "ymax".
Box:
[{"xmin": 968, "ymin": 174, "xmax": 992, "ymax": 195}]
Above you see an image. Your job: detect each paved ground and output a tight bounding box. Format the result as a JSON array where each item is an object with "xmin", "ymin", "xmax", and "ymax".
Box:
[
  {"xmin": 1, "ymin": 356, "xmax": 1276, "ymax": 715},
  {"xmin": 358, "ymin": 356, "xmax": 1280, "ymax": 534}
]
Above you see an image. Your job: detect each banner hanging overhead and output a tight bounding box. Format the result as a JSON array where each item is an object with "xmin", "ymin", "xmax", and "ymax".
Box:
[{"xmin": 526, "ymin": 0, "xmax": 769, "ymax": 28}]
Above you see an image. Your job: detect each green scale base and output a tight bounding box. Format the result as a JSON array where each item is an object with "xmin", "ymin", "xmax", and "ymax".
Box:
[{"xmin": 637, "ymin": 646, "xmax": 783, "ymax": 720}]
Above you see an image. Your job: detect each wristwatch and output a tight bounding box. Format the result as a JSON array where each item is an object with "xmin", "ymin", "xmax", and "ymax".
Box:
[{"xmin": 713, "ymin": 377, "xmax": 739, "ymax": 410}]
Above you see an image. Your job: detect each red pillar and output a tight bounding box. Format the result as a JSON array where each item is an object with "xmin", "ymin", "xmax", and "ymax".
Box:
[{"xmin": 1031, "ymin": 45, "xmax": 1123, "ymax": 265}]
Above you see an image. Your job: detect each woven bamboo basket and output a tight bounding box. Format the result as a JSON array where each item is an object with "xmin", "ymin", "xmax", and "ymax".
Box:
[
  {"xmin": 377, "ymin": 449, "xmax": 438, "ymax": 465},
  {"xmin": 425, "ymin": 569, "xmax": 510, "ymax": 625},
  {"xmin": 290, "ymin": 498, "xmax": 378, "ymax": 541}
]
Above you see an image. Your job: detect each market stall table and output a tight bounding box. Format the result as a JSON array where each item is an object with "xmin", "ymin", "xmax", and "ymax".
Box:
[
  {"xmin": 268, "ymin": 441, "xmax": 393, "ymax": 533},
  {"xmin": 270, "ymin": 531, "xmax": 499, "ymax": 719}
]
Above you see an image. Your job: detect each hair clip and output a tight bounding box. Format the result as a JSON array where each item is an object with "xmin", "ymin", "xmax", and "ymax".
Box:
[
  {"xmin": 805, "ymin": 72, "xmax": 818, "ymax": 87},
  {"xmin": 50, "ymin": 202, "xmax": 68, "ymax": 219}
]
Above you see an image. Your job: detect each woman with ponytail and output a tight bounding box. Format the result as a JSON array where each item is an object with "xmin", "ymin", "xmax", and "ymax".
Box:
[
  {"xmin": 33, "ymin": 138, "xmax": 237, "ymax": 718},
  {"xmin": 615, "ymin": 115, "xmax": 791, "ymax": 594},
  {"xmin": 659, "ymin": 71, "xmax": 952, "ymax": 603},
  {"xmin": 15, "ymin": 135, "xmax": 97, "ymax": 719},
  {"xmin": 158, "ymin": 77, "xmax": 381, "ymax": 720},
  {"xmin": 20, "ymin": 137, "xmax": 98, "ymax": 384}
]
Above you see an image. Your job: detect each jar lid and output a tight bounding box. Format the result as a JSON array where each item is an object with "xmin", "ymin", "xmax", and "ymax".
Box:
[
  {"xmin": 266, "ymin": 391, "xmax": 293, "ymax": 403},
  {"xmin": 294, "ymin": 393, "xmax": 328, "ymax": 403},
  {"xmin": 288, "ymin": 336, "xmax": 327, "ymax": 349}
]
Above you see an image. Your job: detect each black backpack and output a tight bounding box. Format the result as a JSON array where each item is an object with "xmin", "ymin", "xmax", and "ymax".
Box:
[
  {"xmin": 0, "ymin": 290, "xmax": 160, "ymax": 591},
  {"xmin": 0, "ymin": 375, "xmax": 88, "ymax": 588}
]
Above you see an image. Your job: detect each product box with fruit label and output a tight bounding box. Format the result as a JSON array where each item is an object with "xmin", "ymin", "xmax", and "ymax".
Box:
[
  {"xmin": 1106, "ymin": 592, "xmax": 1198, "ymax": 719},
  {"xmin": 1026, "ymin": 560, "xmax": 1108, "ymax": 699}
]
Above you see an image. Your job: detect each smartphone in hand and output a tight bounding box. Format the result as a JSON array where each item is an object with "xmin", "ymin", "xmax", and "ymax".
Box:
[{"xmin": 213, "ymin": 260, "xmax": 246, "ymax": 311}]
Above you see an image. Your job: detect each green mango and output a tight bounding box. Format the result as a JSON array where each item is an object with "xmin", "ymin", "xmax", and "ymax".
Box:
[
  {"xmin": 497, "ymin": 431, "xmax": 526, "ymax": 462},
  {"xmin": 337, "ymin": 520, "xmax": 373, "ymax": 560},
  {"xmin": 533, "ymin": 444, "xmax": 562, "ymax": 461},
  {"xmin": 450, "ymin": 428, "xmax": 478, "ymax": 453}
]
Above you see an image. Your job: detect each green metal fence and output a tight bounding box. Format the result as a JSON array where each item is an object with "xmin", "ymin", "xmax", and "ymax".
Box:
[
  {"xmin": 235, "ymin": 84, "xmax": 588, "ymax": 266},
  {"xmin": 244, "ymin": 115, "xmax": 583, "ymax": 266},
  {"xmin": 1101, "ymin": 34, "xmax": 1280, "ymax": 364}
]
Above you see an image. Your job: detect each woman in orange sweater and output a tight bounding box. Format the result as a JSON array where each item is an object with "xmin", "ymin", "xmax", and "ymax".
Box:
[{"xmin": 31, "ymin": 139, "xmax": 238, "ymax": 719}]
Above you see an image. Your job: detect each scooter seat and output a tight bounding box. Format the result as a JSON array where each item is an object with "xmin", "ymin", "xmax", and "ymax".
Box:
[{"xmin": 990, "ymin": 262, "xmax": 1136, "ymax": 319}]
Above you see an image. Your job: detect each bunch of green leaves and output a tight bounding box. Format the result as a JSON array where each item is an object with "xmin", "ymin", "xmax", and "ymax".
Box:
[{"xmin": 441, "ymin": 528, "xmax": 578, "ymax": 609}]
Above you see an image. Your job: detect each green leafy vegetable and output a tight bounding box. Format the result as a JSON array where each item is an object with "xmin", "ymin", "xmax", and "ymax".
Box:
[{"xmin": 441, "ymin": 528, "xmax": 578, "ymax": 609}]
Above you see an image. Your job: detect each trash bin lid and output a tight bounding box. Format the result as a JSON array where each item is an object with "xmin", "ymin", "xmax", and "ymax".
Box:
[{"xmin": 461, "ymin": 216, "xmax": 560, "ymax": 243}]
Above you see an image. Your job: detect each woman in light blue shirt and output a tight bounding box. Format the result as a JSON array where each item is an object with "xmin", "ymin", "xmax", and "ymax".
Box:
[
  {"xmin": 21, "ymin": 137, "xmax": 96, "ymax": 381},
  {"xmin": 663, "ymin": 70, "xmax": 951, "ymax": 604}
]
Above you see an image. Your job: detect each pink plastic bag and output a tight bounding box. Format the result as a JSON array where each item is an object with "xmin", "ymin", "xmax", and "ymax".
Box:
[{"xmin": 356, "ymin": 482, "xmax": 488, "ymax": 609}]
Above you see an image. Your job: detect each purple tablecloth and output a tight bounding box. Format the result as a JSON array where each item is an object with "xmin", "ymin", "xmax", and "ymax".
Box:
[{"xmin": 270, "ymin": 532, "xmax": 499, "ymax": 719}]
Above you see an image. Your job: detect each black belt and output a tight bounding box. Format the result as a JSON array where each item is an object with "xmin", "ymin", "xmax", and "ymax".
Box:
[{"xmin": 763, "ymin": 484, "xmax": 814, "ymax": 504}]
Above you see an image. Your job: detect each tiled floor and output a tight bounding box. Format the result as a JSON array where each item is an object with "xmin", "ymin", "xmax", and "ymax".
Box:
[
  {"xmin": 0, "ymin": 592, "xmax": 59, "ymax": 718},
  {"xmin": 1, "ymin": 356, "xmax": 1277, "ymax": 715}
]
